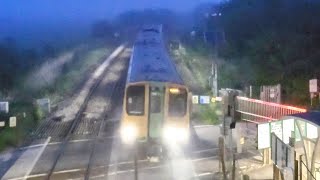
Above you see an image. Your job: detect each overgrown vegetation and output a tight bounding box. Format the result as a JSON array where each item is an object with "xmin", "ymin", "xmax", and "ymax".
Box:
[
  {"xmin": 172, "ymin": 45, "xmax": 211, "ymax": 94},
  {"xmin": 171, "ymin": 44, "xmax": 221, "ymax": 125},
  {"xmin": 214, "ymin": 0, "xmax": 320, "ymax": 106},
  {"xmin": 0, "ymin": 39, "xmax": 113, "ymax": 151},
  {"xmin": 175, "ymin": 0, "xmax": 320, "ymax": 108},
  {"xmin": 177, "ymin": 0, "xmax": 320, "ymax": 123},
  {"xmin": 0, "ymin": 101, "xmax": 40, "ymax": 151},
  {"xmin": 36, "ymin": 45, "xmax": 111, "ymax": 105}
]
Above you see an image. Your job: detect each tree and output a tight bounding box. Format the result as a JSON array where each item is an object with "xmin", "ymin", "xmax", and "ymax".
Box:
[
  {"xmin": 207, "ymin": 0, "xmax": 320, "ymax": 105},
  {"xmin": 42, "ymin": 43, "xmax": 56, "ymax": 58},
  {"xmin": 91, "ymin": 20, "xmax": 114, "ymax": 38}
]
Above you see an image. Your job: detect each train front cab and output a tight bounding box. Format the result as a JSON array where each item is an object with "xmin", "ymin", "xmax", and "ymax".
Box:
[{"xmin": 120, "ymin": 82, "xmax": 191, "ymax": 148}]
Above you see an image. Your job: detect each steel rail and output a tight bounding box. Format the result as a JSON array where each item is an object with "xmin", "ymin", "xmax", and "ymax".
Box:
[{"xmin": 46, "ymin": 46, "xmax": 126, "ymax": 180}]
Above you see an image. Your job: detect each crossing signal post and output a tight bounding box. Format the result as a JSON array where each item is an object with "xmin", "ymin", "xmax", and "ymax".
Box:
[
  {"xmin": 218, "ymin": 89, "xmax": 240, "ymax": 180},
  {"xmin": 220, "ymin": 89, "xmax": 239, "ymax": 130}
]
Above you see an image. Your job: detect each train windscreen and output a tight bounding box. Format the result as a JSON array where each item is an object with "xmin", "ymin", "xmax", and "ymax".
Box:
[
  {"xmin": 126, "ymin": 86, "xmax": 145, "ymax": 115},
  {"xmin": 168, "ymin": 88, "xmax": 187, "ymax": 117}
]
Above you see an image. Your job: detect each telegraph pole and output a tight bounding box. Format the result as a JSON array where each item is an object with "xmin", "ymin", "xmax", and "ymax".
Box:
[
  {"xmin": 208, "ymin": 12, "xmax": 222, "ymax": 97},
  {"xmin": 212, "ymin": 62, "xmax": 218, "ymax": 97}
]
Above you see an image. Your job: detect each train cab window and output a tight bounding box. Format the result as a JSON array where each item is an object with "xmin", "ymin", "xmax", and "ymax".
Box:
[
  {"xmin": 168, "ymin": 88, "xmax": 187, "ymax": 117},
  {"xmin": 126, "ymin": 86, "xmax": 145, "ymax": 115}
]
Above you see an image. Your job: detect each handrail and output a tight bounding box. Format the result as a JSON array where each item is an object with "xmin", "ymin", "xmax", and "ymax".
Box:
[{"xmin": 301, "ymin": 155, "xmax": 317, "ymax": 180}]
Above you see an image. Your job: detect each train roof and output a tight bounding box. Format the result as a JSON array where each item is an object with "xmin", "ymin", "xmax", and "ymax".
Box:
[
  {"xmin": 141, "ymin": 24, "xmax": 163, "ymax": 33},
  {"xmin": 127, "ymin": 26, "xmax": 184, "ymax": 85}
]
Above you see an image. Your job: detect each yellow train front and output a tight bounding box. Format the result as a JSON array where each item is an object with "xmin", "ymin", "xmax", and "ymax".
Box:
[{"xmin": 120, "ymin": 25, "xmax": 191, "ymax": 153}]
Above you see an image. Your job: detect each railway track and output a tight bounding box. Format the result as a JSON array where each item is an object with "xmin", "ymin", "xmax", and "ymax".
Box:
[
  {"xmin": 25, "ymin": 45, "xmax": 126, "ymax": 143},
  {"xmin": 42, "ymin": 48, "xmax": 130, "ymax": 180},
  {"xmin": 84, "ymin": 64, "xmax": 128, "ymax": 180},
  {"xmin": 0, "ymin": 45, "xmax": 130, "ymax": 180}
]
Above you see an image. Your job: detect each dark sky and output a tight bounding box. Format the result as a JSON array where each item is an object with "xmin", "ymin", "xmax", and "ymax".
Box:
[
  {"xmin": 0, "ymin": 0, "xmax": 220, "ymax": 48},
  {"xmin": 1, "ymin": 0, "xmax": 220, "ymax": 22}
]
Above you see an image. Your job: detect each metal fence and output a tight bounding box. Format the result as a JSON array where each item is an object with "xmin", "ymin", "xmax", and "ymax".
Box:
[{"xmin": 236, "ymin": 96, "xmax": 307, "ymax": 123}]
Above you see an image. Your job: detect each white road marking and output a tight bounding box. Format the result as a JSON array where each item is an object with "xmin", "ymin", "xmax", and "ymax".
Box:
[
  {"xmin": 191, "ymin": 156, "xmax": 217, "ymax": 162},
  {"xmin": 23, "ymin": 137, "xmax": 51, "ymax": 180},
  {"xmin": 90, "ymin": 174, "xmax": 106, "ymax": 179},
  {"xmin": 192, "ymin": 148, "xmax": 218, "ymax": 154},
  {"xmin": 68, "ymin": 170, "xmax": 213, "ymax": 180},
  {"xmin": 54, "ymin": 168, "xmax": 83, "ymax": 174},
  {"xmin": 116, "ymin": 159, "xmax": 148, "ymax": 166},
  {"xmin": 9, "ymin": 154, "xmax": 218, "ymax": 180},
  {"xmin": 195, "ymin": 172, "xmax": 214, "ymax": 177},
  {"xmin": 20, "ymin": 124, "xmax": 215, "ymax": 149},
  {"xmin": 8, "ymin": 173, "xmax": 47, "ymax": 180},
  {"xmin": 143, "ymin": 165, "xmax": 165, "ymax": 170},
  {"xmin": 108, "ymin": 169, "xmax": 135, "ymax": 176},
  {"xmin": 193, "ymin": 125, "xmax": 215, "ymax": 128},
  {"xmin": 19, "ymin": 144, "xmax": 44, "ymax": 150},
  {"xmin": 8, "ymin": 159, "xmax": 150, "ymax": 179},
  {"xmin": 19, "ymin": 136, "xmax": 117, "ymax": 150},
  {"xmin": 91, "ymin": 164, "xmax": 213, "ymax": 178}
]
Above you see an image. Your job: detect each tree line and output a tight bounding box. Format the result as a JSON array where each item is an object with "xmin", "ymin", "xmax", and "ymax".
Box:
[{"xmin": 207, "ymin": 0, "xmax": 320, "ymax": 106}]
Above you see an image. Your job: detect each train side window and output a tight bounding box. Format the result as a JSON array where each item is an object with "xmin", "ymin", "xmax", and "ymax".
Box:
[
  {"xmin": 126, "ymin": 86, "xmax": 145, "ymax": 115},
  {"xmin": 168, "ymin": 88, "xmax": 187, "ymax": 117}
]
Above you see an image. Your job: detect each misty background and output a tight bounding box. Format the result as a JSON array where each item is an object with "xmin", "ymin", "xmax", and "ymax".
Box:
[
  {"xmin": 1, "ymin": 0, "xmax": 320, "ymax": 106},
  {"xmin": 1, "ymin": 0, "xmax": 320, "ymax": 151},
  {"xmin": 0, "ymin": 0, "xmax": 219, "ymax": 97},
  {"xmin": 0, "ymin": 0, "xmax": 223, "ymax": 150},
  {"xmin": 0, "ymin": 0, "xmax": 219, "ymax": 48}
]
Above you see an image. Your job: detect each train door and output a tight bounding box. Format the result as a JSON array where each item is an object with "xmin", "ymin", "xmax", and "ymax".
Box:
[{"xmin": 148, "ymin": 85, "xmax": 165, "ymax": 139}]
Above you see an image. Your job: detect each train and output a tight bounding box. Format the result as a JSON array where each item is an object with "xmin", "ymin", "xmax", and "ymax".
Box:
[{"xmin": 120, "ymin": 25, "xmax": 191, "ymax": 155}]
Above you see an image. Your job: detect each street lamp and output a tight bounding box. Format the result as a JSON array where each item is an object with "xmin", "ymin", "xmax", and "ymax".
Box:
[{"xmin": 211, "ymin": 13, "xmax": 222, "ymax": 17}]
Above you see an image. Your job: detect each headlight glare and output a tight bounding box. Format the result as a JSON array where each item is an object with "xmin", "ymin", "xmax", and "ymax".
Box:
[
  {"xmin": 163, "ymin": 126, "xmax": 189, "ymax": 144},
  {"xmin": 120, "ymin": 125, "xmax": 137, "ymax": 144}
]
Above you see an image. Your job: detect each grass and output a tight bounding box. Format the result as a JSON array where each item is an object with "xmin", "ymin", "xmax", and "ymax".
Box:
[
  {"xmin": 192, "ymin": 103, "xmax": 221, "ymax": 125},
  {"xmin": 40, "ymin": 46, "xmax": 111, "ymax": 105},
  {"xmin": 171, "ymin": 44, "xmax": 221, "ymax": 125},
  {"xmin": 0, "ymin": 42, "xmax": 113, "ymax": 151},
  {"xmin": 0, "ymin": 101, "xmax": 38, "ymax": 151},
  {"xmin": 172, "ymin": 46, "xmax": 212, "ymax": 93}
]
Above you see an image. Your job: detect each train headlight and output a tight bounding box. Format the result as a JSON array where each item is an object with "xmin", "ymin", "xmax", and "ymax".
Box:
[
  {"xmin": 163, "ymin": 127, "xmax": 189, "ymax": 144},
  {"xmin": 120, "ymin": 125, "xmax": 137, "ymax": 144}
]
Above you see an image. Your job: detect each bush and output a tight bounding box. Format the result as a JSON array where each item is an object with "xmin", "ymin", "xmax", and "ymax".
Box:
[
  {"xmin": 0, "ymin": 128, "xmax": 17, "ymax": 150},
  {"xmin": 32, "ymin": 105, "xmax": 43, "ymax": 123},
  {"xmin": 0, "ymin": 100, "xmax": 41, "ymax": 150},
  {"xmin": 198, "ymin": 104, "xmax": 221, "ymax": 125}
]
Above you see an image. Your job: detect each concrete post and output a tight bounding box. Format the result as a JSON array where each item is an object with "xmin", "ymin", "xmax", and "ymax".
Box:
[
  {"xmin": 236, "ymin": 125, "xmax": 243, "ymax": 153},
  {"xmin": 263, "ymin": 148, "xmax": 271, "ymax": 165},
  {"xmin": 219, "ymin": 137, "xmax": 227, "ymax": 180}
]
